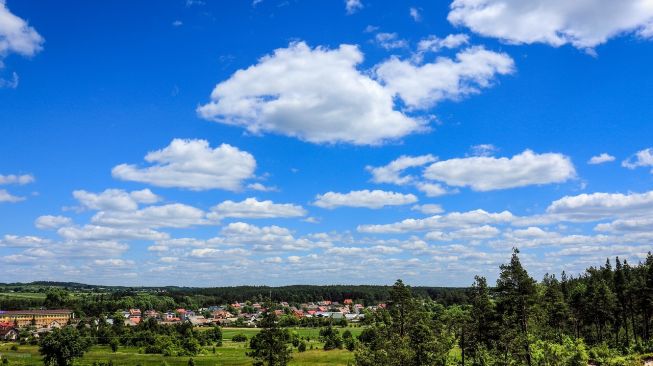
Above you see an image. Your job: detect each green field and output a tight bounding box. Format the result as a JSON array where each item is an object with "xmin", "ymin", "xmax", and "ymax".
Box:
[
  {"xmin": 0, "ymin": 292, "xmax": 47, "ymax": 300},
  {"xmin": 0, "ymin": 327, "xmax": 364, "ymax": 366}
]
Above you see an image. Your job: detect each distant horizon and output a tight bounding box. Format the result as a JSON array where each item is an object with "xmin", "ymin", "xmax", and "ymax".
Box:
[{"xmin": 2, "ymin": 1, "xmax": 653, "ymax": 287}]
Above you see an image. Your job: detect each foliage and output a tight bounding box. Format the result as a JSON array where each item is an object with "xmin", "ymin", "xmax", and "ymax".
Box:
[
  {"xmin": 232, "ymin": 333, "xmax": 248, "ymax": 342},
  {"xmin": 39, "ymin": 327, "xmax": 90, "ymax": 366},
  {"xmin": 248, "ymin": 312, "xmax": 293, "ymax": 366}
]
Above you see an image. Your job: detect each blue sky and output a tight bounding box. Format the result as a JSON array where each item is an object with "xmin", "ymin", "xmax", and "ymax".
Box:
[{"xmin": 1, "ymin": 0, "xmax": 653, "ymax": 286}]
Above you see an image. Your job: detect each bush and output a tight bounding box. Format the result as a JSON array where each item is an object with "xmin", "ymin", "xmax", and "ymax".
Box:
[
  {"xmin": 531, "ymin": 336, "xmax": 588, "ymax": 366},
  {"xmin": 298, "ymin": 341, "xmax": 307, "ymax": 352},
  {"xmin": 232, "ymin": 333, "xmax": 248, "ymax": 342},
  {"xmin": 319, "ymin": 326, "xmax": 343, "ymax": 351},
  {"xmin": 10, "ymin": 345, "xmax": 18, "ymax": 351}
]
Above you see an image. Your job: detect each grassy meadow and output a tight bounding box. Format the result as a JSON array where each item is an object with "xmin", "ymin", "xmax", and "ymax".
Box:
[{"xmin": 0, "ymin": 327, "xmax": 364, "ymax": 366}]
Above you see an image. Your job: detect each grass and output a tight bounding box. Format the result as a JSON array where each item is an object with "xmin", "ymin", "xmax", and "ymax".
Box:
[
  {"xmin": 0, "ymin": 292, "xmax": 47, "ymax": 300},
  {"xmin": 0, "ymin": 327, "xmax": 363, "ymax": 366}
]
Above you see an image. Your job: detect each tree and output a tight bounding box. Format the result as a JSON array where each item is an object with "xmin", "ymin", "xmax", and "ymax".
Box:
[
  {"xmin": 319, "ymin": 325, "xmax": 343, "ymax": 350},
  {"xmin": 39, "ymin": 327, "xmax": 90, "ymax": 366},
  {"xmin": 109, "ymin": 338, "xmax": 119, "ymax": 353},
  {"xmin": 248, "ymin": 312, "xmax": 293, "ymax": 366},
  {"xmin": 206, "ymin": 325, "xmax": 223, "ymax": 346},
  {"xmin": 495, "ymin": 248, "xmax": 537, "ymax": 366},
  {"xmin": 356, "ymin": 279, "xmax": 454, "ymax": 366}
]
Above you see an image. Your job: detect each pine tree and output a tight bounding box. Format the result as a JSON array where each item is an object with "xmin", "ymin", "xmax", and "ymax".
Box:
[
  {"xmin": 248, "ymin": 312, "xmax": 292, "ymax": 366},
  {"xmin": 496, "ymin": 248, "xmax": 537, "ymax": 366}
]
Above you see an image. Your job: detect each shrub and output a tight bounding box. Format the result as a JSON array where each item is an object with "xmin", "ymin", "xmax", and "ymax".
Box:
[
  {"xmin": 298, "ymin": 341, "xmax": 307, "ymax": 352},
  {"xmin": 232, "ymin": 333, "xmax": 248, "ymax": 342}
]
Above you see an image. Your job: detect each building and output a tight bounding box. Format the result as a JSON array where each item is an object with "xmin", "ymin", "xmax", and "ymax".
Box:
[{"xmin": 0, "ymin": 310, "xmax": 74, "ymax": 328}]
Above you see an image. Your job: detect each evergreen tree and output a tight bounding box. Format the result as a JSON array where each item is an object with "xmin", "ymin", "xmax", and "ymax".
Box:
[
  {"xmin": 495, "ymin": 248, "xmax": 537, "ymax": 366},
  {"xmin": 248, "ymin": 312, "xmax": 293, "ymax": 366}
]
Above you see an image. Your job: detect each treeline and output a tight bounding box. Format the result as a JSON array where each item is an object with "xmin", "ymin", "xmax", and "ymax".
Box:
[
  {"xmin": 354, "ymin": 249, "xmax": 653, "ymax": 366},
  {"xmin": 1, "ymin": 284, "xmax": 468, "ymax": 316}
]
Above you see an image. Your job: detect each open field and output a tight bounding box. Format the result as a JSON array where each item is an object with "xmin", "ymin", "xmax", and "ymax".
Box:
[
  {"xmin": 0, "ymin": 327, "xmax": 364, "ymax": 366},
  {"xmin": 0, "ymin": 292, "xmax": 47, "ymax": 300}
]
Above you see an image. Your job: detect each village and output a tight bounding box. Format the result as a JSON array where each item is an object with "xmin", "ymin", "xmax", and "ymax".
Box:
[{"xmin": 0, "ymin": 298, "xmax": 373, "ymax": 342}]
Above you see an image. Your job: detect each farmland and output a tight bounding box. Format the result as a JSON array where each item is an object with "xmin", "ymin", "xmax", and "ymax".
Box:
[{"xmin": 0, "ymin": 327, "xmax": 365, "ymax": 365}]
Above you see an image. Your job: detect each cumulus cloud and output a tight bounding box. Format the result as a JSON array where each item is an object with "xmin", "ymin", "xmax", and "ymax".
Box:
[
  {"xmin": 423, "ymin": 150, "xmax": 576, "ymax": 191},
  {"xmin": 209, "ymin": 197, "xmax": 306, "ymax": 219},
  {"xmin": 91, "ymin": 203, "xmax": 210, "ymax": 229},
  {"xmin": 367, "ymin": 154, "xmax": 437, "ymax": 185},
  {"xmin": 411, "ymin": 204, "xmax": 444, "ymax": 214},
  {"xmin": 374, "ymin": 32, "xmax": 409, "ymax": 50},
  {"xmin": 0, "ymin": 1, "xmax": 44, "ymax": 63},
  {"xmin": 94, "ymin": 259, "xmax": 135, "ymax": 267},
  {"xmin": 588, "ymin": 153, "xmax": 616, "ymax": 165},
  {"xmin": 622, "ymin": 148, "xmax": 653, "ymax": 171},
  {"xmin": 73, "ymin": 189, "xmax": 160, "ymax": 211},
  {"xmin": 358, "ymin": 209, "xmax": 513, "ymax": 233},
  {"xmin": 345, "ymin": 0, "xmax": 363, "ymax": 14},
  {"xmin": 35, "ymin": 215, "xmax": 73, "ymax": 230},
  {"xmin": 58, "ymin": 225, "xmax": 169, "ymax": 241},
  {"xmin": 469, "ymin": 144, "xmax": 498, "ymax": 157},
  {"xmin": 546, "ymin": 190, "xmax": 653, "ymax": 221},
  {"xmin": 198, "ymin": 42, "xmax": 423, "ymax": 145},
  {"xmin": 0, "ymin": 188, "xmax": 24, "ymax": 202},
  {"xmin": 112, "ymin": 139, "xmax": 256, "ymax": 191},
  {"xmin": 0, "ymin": 173, "xmax": 34, "ymax": 185},
  {"xmin": 426, "ymin": 225, "xmax": 500, "ymax": 241},
  {"xmin": 314, "ymin": 189, "xmax": 417, "ymax": 209},
  {"xmin": 415, "ymin": 182, "xmax": 452, "ymax": 197},
  {"xmin": 447, "ymin": 0, "xmax": 653, "ymax": 49},
  {"xmin": 0, "ymin": 234, "xmax": 50, "ymax": 248},
  {"xmin": 417, "ymin": 34, "xmax": 469, "ymax": 53},
  {"xmin": 376, "ymin": 46, "xmax": 514, "ymax": 109},
  {"xmin": 409, "ymin": 7, "xmax": 422, "ymax": 22}
]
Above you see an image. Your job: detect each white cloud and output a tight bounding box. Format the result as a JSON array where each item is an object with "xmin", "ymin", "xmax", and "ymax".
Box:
[
  {"xmin": 425, "ymin": 225, "xmax": 500, "ymax": 241},
  {"xmin": 73, "ymin": 188, "xmax": 160, "ymax": 211},
  {"xmin": 197, "ymin": 42, "xmax": 423, "ymax": 145},
  {"xmin": 0, "ymin": 234, "xmax": 50, "ymax": 248},
  {"xmin": 94, "ymin": 259, "xmax": 135, "ymax": 267},
  {"xmin": 376, "ymin": 46, "xmax": 514, "ymax": 109},
  {"xmin": 415, "ymin": 182, "xmax": 452, "ymax": 197},
  {"xmin": 209, "ymin": 197, "xmax": 306, "ymax": 219},
  {"xmin": 447, "ymin": 0, "xmax": 653, "ymax": 49},
  {"xmin": 35, "ymin": 215, "xmax": 73, "ymax": 230},
  {"xmin": 588, "ymin": 153, "xmax": 616, "ymax": 165},
  {"xmin": 0, "ymin": 1, "xmax": 43, "ymax": 62},
  {"xmin": 314, "ymin": 189, "xmax": 417, "ymax": 209},
  {"xmin": 595, "ymin": 217, "xmax": 653, "ymax": 233},
  {"xmin": 112, "ymin": 139, "xmax": 256, "ymax": 191},
  {"xmin": 58, "ymin": 225, "xmax": 169, "ymax": 241},
  {"xmin": 423, "ymin": 150, "xmax": 576, "ymax": 191},
  {"xmin": 417, "ymin": 34, "xmax": 470, "ymax": 53},
  {"xmin": 358, "ymin": 209, "xmax": 513, "ymax": 233},
  {"xmin": 0, "ymin": 173, "xmax": 34, "ymax": 185},
  {"xmin": 0, "ymin": 188, "xmax": 24, "ymax": 202},
  {"xmin": 91, "ymin": 203, "xmax": 210, "ymax": 229},
  {"xmin": 409, "ymin": 7, "xmax": 422, "ymax": 22},
  {"xmin": 411, "ymin": 204, "xmax": 444, "ymax": 214},
  {"xmin": 374, "ymin": 32, "xmax": 409, "ymax": 50},
  {"xmin": 367, "ymin": 154, "xmax": 437, "ymax": 185},
  {"xmin": 469, "ymin": 143, "xmax": 498, "ymax": 157},
  {"xmin": 218, "ymin": 222, "xmax": 328, "ymax": 251},
  {"xmin": 546, "ymin": 190, "xmax": 653, "ymax": 221},
  {"xmin": 247, "ymin": 182, "xmax": 277, "ymax": 192},
  {"xmin": 622, "ymin": 148, "xmax": 653, "ymax": 171},
  {"xmin": 345, "ymin": 0, "xmax": 363, "ymax": 14}
]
